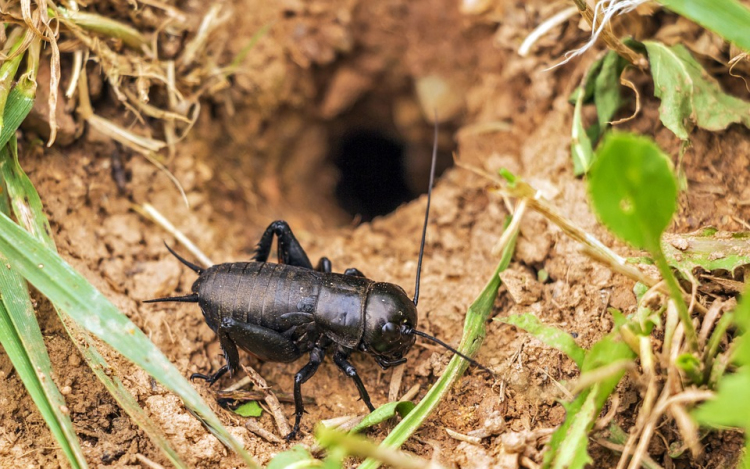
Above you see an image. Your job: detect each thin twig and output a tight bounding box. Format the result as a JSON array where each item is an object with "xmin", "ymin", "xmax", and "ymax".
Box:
[
  {"xmin": 241, "ymin": 364, "xmax": 292, "ymax": 438},
  {"xmin": 134, "ymin": 203, "xmax": 213, "ymax": 267}
]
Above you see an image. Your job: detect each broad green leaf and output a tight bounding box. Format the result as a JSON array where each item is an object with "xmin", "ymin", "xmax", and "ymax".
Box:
[
  {"xmin": 644, "ymin": 41, "xmax": 750, "ymax": 140},
  {"xmin": 358, "ymin": 216, "xmax": 518, "ymax": 469},
  {"xmin": 351, "ymin": 401, "xmax": 415, "ymax": 433},
  {"xmin": 658, "ymin": 0, "xmax": 750, "ymax": 53},
  {"xmin": 662, "ymin": 231, "xmax": 750, "ymax": 276},
  {"xmin": 0, "ymin": 142, "xmax": 188, "ymax": 468},
  {"xmin": 571, "ymin": 86, "xmax": 594, "ymax": 176},
  {"xmin": 694, "ymin": 369, "xmax": 750, "ymax": 429},
  {"xmin": 0, "ymin": 212, "xmax": 257, "ymax": 468},
  {"xmin": 233, "ymin": 401, "xmax": 263, "ymax": 418},
  {"xmin": 589, "ymin": 133, "xmax": 677, "ymax": 251},
  {"xmin": 498, "ymin": 313, "xmax": 585, "ymax": 367},
  {"xmin": 267, "ymin": 446, "xmax": 316, "ymax": 469},
  {"xmin": 594, "ymin": 51, "xmax": 628, "ymax": 131}
]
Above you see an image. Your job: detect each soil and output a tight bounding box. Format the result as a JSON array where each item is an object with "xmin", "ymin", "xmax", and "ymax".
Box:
[{"xmin": 0, "ymin": 1, "xmax": 748, "ymax": 468}]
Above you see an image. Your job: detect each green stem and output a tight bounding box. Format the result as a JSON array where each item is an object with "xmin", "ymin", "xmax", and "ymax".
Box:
[{"xmin": 651, "ymin": 247, "xmax": 698, "ymax": 353}]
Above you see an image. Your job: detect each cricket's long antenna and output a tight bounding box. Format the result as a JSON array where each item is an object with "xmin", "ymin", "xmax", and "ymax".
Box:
[
  {"xmin": 409, "ymin": 329, "xmax": 494, "ymax": 375},
  {"xmin": 413, "ymin": 117, "xmax": 439, "ymax": 307}
]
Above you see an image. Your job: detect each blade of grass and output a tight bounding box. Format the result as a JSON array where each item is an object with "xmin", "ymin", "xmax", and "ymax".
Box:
[
  {"xmin": 0, "ymin": 210, "xmax": 258, "ymax": 468},
  {"xmin": 658, "ymin": 0, "xmax": 750, "ymax": 53},
  {"xmin": 48, "ymin": 5, "xmax": 148, "ymax": 50},
  {"xmin": 0, "ymin": 140, "xmax": 188, "ymax": 468},
  {"xmin": 358, "ymin": 219, "xmax": 518, "ymax": 469},
  {"xmin": 0, "ymin": 29, "xmax": 31, "ymax": 140},
  {"xmin": 0, "ymin": 157, "xmax": 88, "ymax": 469}
]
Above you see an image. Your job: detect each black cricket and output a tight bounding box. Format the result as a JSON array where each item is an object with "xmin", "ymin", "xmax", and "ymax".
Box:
[{"xmin": 145, "ymin": 124, "xmax": 488, "ymax": 440}]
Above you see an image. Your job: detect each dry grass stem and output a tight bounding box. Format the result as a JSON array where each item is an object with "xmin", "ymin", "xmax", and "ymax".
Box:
[
  {"xmin": 570, "ymin": 359, "xmax": 635, "ymax": 395},
  {"xmin": 134, "ymin": 453, "xmax": 167, "ymax": 469},
  {"xmin": 491, "ymin": 197, "xmax": 527, "ymax": 256},
  {"xmin": 241, "ymin": 364, "xmax": 292, "ymax": 438},
  {"xmin": 389, "ymin": 364, "xmax": 405, "ymax": 402},
  {"xmin": 519, "ymin": 6, "xmax": 578, "ymax": 57},
  {"xmin": 400, "ymin": 383, "xmax": 421, "ymax": 402},
  {"xmin": 245, "ymin": 418, "xmax": 284, "ymax": 444},
  {"xmin": 134, "ymin": 203, "xmax": 213, "ymax": 267},
  {"xmin": 698, "ymin": 300, "xmax": 724, "ymax": 347},
  {"xmin": 445, "ymin": 428, "xmax": 482, "ymax": 444}
]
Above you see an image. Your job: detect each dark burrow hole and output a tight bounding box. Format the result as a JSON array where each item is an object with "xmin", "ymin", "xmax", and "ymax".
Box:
[{"xmin": 330, "ymin": 126, "xmax": 453, "ymax": 222}]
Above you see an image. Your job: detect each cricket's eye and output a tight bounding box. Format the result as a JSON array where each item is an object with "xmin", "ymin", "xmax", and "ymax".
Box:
[{"xmin": 382, "ymin": 322, "xmax": 400, "ymax": 341}]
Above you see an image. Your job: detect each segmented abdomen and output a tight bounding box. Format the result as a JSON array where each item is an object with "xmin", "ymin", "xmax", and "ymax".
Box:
[{"xmin": 194, "ymin": 262, "xmax": 321, "ymax": 332}]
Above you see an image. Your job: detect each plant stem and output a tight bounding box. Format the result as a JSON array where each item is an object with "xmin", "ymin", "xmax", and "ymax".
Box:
[{"xmin": 651, "ymin": 247, "xmax": 698, "ymax": 353}]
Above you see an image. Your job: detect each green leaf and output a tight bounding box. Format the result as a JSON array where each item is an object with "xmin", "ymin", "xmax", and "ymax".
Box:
[
  {"xmin": 267, "ymin": 446, "xmax": 317, "ymax": 469},
  {"xmin": 644, "ymin": 41, "xmax": 750, "ymax": 140},
  {"xmin": 351, "ymin": 401, "xmax": 415, "ymax": 433},
  {"xmin": 658, "ymin": 0, "xmax": 750, "ymax": 53},
  {"xmin": 676, "ymin": 353, "xmax": 703, "ymax": 385},
  {"xmin": 358, "ymin": 216, "xmax": 519, "ymax": 469},
  {"xmin": 594, "ymin": 51, "xmax": 628, "ymax": 131},
  {"xmin": 233, "ymin": 401, "xmax": 263, "ymax": 417},
  {"xmin": 570, "ymin": 56, "xmax": 604, "ymax": 105},
  {"xmin": 552, "ymin": 390, "xmax": 597, "ymax": 469},
  {"xmin": 543, "ymin": 332, "xmax": 635, "ymax": 469},
  {"xmin": 694, "ymin": 368, "xmax": 750, "ymax": 429},
  {"xmin": 589, "ymin": 133, "xmax": 677, "ymax": 252},
  {"xmin": 0, "ymin": 142, "xmax": 188, "ymax": 468},
  {"xmin": 662, "ymin": 231, "xmax": 750, "ymax": 276},
  {"xmin": 571, "ymin": 86, "xmax": 594, "ymax": 176},
  {"xmin": 0, "ymin": 87, "xmax": 36, "ymax": 150},
  {"xmin": 498, "ymin": 313, "xmax": 586, "ymax": 367},
  {"xmin": 0, "ymin": 211, "xmax": 257, "ymax": 468}
]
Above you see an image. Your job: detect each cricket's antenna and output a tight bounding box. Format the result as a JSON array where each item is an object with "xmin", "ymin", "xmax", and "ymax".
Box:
[
  {"xmin": 413, "ymin": 115, "xmax": 439, "ymax": 307},
  {"xmin": 409, "ymin": 329, "xmax": 494, "ymax": 375}
]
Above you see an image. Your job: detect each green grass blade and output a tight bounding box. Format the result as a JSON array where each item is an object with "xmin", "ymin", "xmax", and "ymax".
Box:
[
  {"xmin": 351, "ymin": 401, "xmax": 415, "ymax": 433},
  {"xmin": 49, "ymin": 6, "xmax": 148, "ymax": 50},
  {"xmin": 358, "ymin": 223, "xmax": 518, "ymax": 469},
  {"xmin": 498, "ymin": 313, "xmax": 586, "ymax": 367},
  {"xmin": 0, "ymin": 49, "xmax": 35, "ymax": 146},
  {"xmin": 0, "ymin": 180, "xmax": 88, "ymax": 468},
  {"xmin": 658, "ymin": 0, "xmax": 750, "ymax": 53},
  {"xmin": 571, "ymin": 86, "xmax": 594, "ymax": 176},
  {"xmin": 0, "ymin": 211, "xmax": 258, "ymax": 468},
  {"xmin": 0, "ymin": 142, "xmax": 189, "ymax": 468}
]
